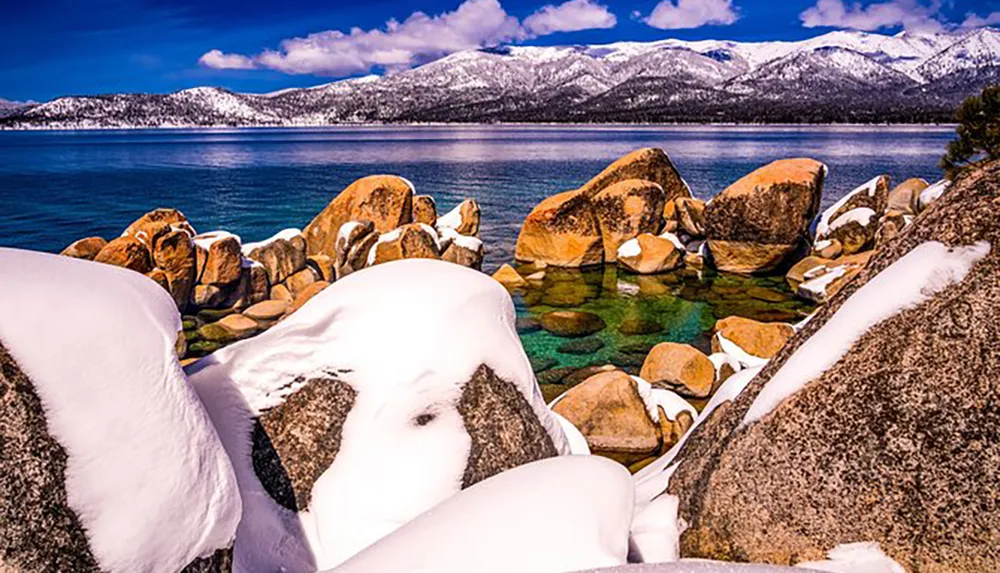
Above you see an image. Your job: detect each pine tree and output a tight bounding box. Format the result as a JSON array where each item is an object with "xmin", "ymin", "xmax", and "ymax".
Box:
[{"xmin": 941, "ymin": 85, "xmax": 1000, "ymax": 179}]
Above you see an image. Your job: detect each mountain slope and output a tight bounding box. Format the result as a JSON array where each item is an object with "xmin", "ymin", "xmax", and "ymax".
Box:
[{"xmin": 4, "ymin": 28, "xmax": 999, "ymax": 128}]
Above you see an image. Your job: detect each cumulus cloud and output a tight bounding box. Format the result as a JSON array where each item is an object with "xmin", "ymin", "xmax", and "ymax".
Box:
[
  {"xmin": 197, "ymin": 49, "xmax": 256, "ymax": 70},
  {"xmin": 200, "ymin": 0, "xmax": 618, "ymax": 76},
  {"xmin": 800, "ymin": 0, "xmax": 945, "ymax": 33},
  {"xmin": 523, "ymin": 0, "xmax": 616, "ymax": 35},
  {"xmin": 642, "ymin": 0, "xmax": 739, "ymax": 30},
  {"xmin": 962, "ymin": 11, "xmax": 1000, "ymax": 28}
]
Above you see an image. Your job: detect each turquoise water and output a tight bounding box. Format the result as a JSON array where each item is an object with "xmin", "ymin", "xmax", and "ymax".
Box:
[{"xmin": 0, "ymin": 125, "xmax": 953, "ymax": 379}]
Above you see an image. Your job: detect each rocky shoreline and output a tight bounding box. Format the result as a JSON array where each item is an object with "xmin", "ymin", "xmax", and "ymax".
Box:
[{"xmin": 3, "ymin": 146, "xmax": 985, "ymax": 573}]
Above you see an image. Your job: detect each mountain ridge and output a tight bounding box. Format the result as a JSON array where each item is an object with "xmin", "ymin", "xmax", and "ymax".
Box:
[{"xmin": 4, "ymin": 28, "xmax": 999, "ymax": 129}]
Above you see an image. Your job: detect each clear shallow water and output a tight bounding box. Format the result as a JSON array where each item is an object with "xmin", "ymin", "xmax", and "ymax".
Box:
[
  {"xmin": 0, "ymin": 125, "xmax": 953, "ymax": 270},
  {"xmin": 0, "ymin": 126, "xmax": 954, "ymax": 383}
]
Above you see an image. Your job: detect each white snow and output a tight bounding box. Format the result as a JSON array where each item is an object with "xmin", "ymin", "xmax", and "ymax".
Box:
[
  {"xmin": 336, "ymin": 221, "xmax": 364, "ymax": 247},
  {"xmin": 828, "ymin": 207, "xmax": 876, "ymax": 232},
  {"xmin": 241, "ymin": 228, "xmax": 301, "ymax": 255},
  {"xmin": 743, "ymin": 240, "xmax": 990, "ymax": 427},
  {"xmin": 708, "ymin": 352, "xmax": 743, "ymax": 381},
  {"xmin": 618, "ymin": 238, "xmax": 643, "ymax": 259},
  {"xmin": 440, "ymin": 227, "xmax": 484, "ymax": 252},
  {"xmin": 813, "ymin": 239, "xmax": 834, "ymax": 251},
  {"xmin": 816, "ymin": 176, "xmax": 882, "ymax": 239},
  {"xmin": 650, "ymin": 388, "xmax": 697, "ymax": 421},
  {"xmin": 632, "ymin": 376, "xmax": 661, "ymax": 423},
  {"xmin": 365, "ymin": 228, "xmax": 402, "ymax": 266},
  {"xmin": 798, "ymin": 266, "xmax": 848, "ymax": 302},
  {"xmin": 796, "ymin": 542, "xmax": 906, "ymax": 573},
  {"xmin": 0, "ymin": 248, "xmax": 240, "ymax": 573},
  {"xmin": 917, "ymin": 178, "xmax": 951, "ymax": 212},
  {"xmin": 186, "ymin": 259, "xmax": 570, "ymax": 570},
  {"xmin": 193, "ymin": 230, "xmax": 242, "ymax": 250},
  {"xmin": 629, "ymin": 492, "xmax": 683, "ymax": 564},
  {"xmin": 330, "ymin": 456, "xmax": 633, "ymax": 573},
  {"xmin": 436, "ymin": 203, "xmax": 465, "ymax": 231}
]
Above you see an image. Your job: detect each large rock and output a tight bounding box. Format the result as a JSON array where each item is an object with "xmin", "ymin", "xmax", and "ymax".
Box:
[
  {"xmin": 60, "ymin": 237, "xmax": 107, "ymax": 260},
  {"xmin": 0, "ymin": 249, "xmax": 238, "ymax": 572},
  {"xmin": 303, "ymin": 175, "xmax": 414, "ymax": 256},
  {"xmin": 411, "ymin": 195, "xmax": 438, "ymax": 226},
  {"xmin": 796, "ymin": 251, "xmax": 874, "ymax": 304},
  {"xmin": 552, "ymin": 371, "xmax": 661, "ymax": 465},
  {"xmin": 491, "ymin": 264, "xmax": 528, "ymax": 289},
  {"xmin": 640, "ymin": 343, "xmax": 715, "ymax": 398},
  {"xmin": 246, "ymin": 233, "xmax": 307, "ymax": 285},
  {"xmin": 152, "ymin": 230, "xmax": 197, "ymax": 309},
  {"xmin": 369, "ymin": 224, "xmax": 440, "ymax": 266},
  {"xmin": 334, "ymin": 220, "xmax": 378, "ymax": 280},
  {"xmin": 437, "ymin": 199, "xmax": 481, "ymax": 237},
  {"xmin": 123, "ymin": 208, "xmax": 195, "ymax": 245},
  {"xmin": 661, "ymin": 160, "xmax": 1000, "ymax": 569},
  {"xmin": 711, "ymin": 316, "xmax": 795, "ymax": 361},
  {"xmin": 675, "ymin": 197, "xmax": 707, "ymax": 237},
  {"xmin": 616, "ymin": 233, "xmax": 684, "ymax": 275},
  {"xmin": 592, "ymin": 179, "xmax": 667, "ymax": 262},
  {"xmin": 578, "ymin": 148, "xmax": 690, "ymax": 202},
  {"xmin": 539, "ymin": 310, "xmax": 607, "ymax": 338},
  {"xmin": 515, "ymin": 189, "xmax": 603, "ymax": 267},
  {"xmin": 93, "ymin": 236, "xmax": 153, "ymax": 274},
  {"xmin": 816, "ymin": 175, "xmax": 890, "ymax": 256},
  {"xmin": 440, "ymin": 232, "xmax": 484, "ymax": 270},
  {"xmin": 705, "ymin": 159, "xmax": 826, "ymax": 273},
  {"xmin": 197, "ymin": 233, "xmax": 243, "ymax": 286},
  {"xmin": 187, "ymin": 259, "xmax": 569, "ymax": 569}
]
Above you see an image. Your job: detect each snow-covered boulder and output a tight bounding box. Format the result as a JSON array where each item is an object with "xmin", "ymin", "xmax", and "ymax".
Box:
[
  {"xmin": 917, "ymin": 178, "xmax": 951, "ymax": 213},
  {"xmin": 333, "ymin": 220, "xmax": 378, "ymax": 280},
  {"xmin": 651, "ymin": 160, "xmax": 1000, "ymax": 569},
  {"xmin": 303, "ymin": 175, "xmax": 415, "ymax": 257},
  {"xmin": 244, "ymin": 228, "xmax": 308, "ymax": 285},
  {"xmin": 440, "ymin": 228, "xmax": 484, "ymax": 270},
  {"xmin": 815, "ymin": 175, "xmax": 889, "ymax": 255},
  {"xmin": 705, "ymin": 159, "xmax": 826, "ymax": 273},
  {"xmin": 187, "ymin": 259, "xmax": 569, "ymax": 571},
  {"xmin": 411, "ymin": 194, "xmax": 437, "ymax": 226},
  {"xmin": 617, "ymin": 233, "xmax": 684, "ymax": 275},
  {"xmin": 368, "ymin": 223, "xmax": 441, "ymax": 265},
  {"xmin": 0, "ymin": 249, "xmax": 240, "ymax": 572},
  {"xmin": 436, "ymin": 198, "xmax": 480, "ymax": 237},
  {"xmin": 331, "ymin": 456, "xmax": 633, "ymax": 573}
]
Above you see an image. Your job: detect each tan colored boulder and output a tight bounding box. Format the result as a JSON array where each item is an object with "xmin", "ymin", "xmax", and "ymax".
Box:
[
  {"xmin": 247, "ymin": 264, "xmax": 270, "ymax": 305},
  {"xmin": 711, "ymin": 316, "xmax": 795, "ymax": 360},
  {"xmin": 286, "ymin": 281, "xmax": 330, "ymax": 316},
  {"xmin": 796, "ymin": 251, "xmax": 874, "ymax": 304},
  {"xmin": 658, "ymin": 408, "xmax": 696, "ymax": 455},
  {"xmin": 152, "ymin": 230, "xmax": 197, "ymax": 309},
  {"xmin": 552, "ymin": 371, "xmax": 661, "ymax": 465},
  {"xmin": 887, "ymin": 177, "xmax": 928, "ymax": 216},
  {"xmin": 437, "ymin": 199, "xmax": 481, "ymax": 236},
  {"xmin": 876, "ymin": 210, "xmax": 910, "ymax": 247},
  {"xmin": 411, "ymin": 195, "xmax": 438, "ymax": 226},
  {"xmin": 244, "ymin": 299, "xmax": 288, "ymax": 322},
  {"xmin": 302, "ymin": 175, "xmax": 414, "ymax": 256},
  {"xmin": 675, "ymin": 197, "xmax": 707, "ymax": 237},
  {"xmin": 592, "ymin": 179, "xmax": 667, "ymax": 262},
  {"xmin": 539, "ymin": 310, "xmax": 607, "ymax": 338},
  {"xmin": 491, "ymin": 264, "xmax": 528, "ymax": 289},
  {"xmin": 640, "ymin": 343, "xmax": 716, "ymax": 398},
  {"xmin": 617, "ymin": 233, "xmax": 684, "ymax": 275},
  {"xmin": 515, "ymin": 189, "xmax": 603, "ymax": 267},
  {"xmin": 123, "ymin": 209, "xmax": 194, "ymax": 244},
  {"xmin": 284, "ymin": 268, "xmax": 318, "ymax": 298},
  {"xmin": 216, "ymin": 313, "xmax": 259, "ymax": 339},
  {"xmin": 578, "ymin": 148, "xmax": 690, "ymax": 202},
  {"xmin": 198, "ymin": 235, "xmax": 243, "ymax": 286},
  {"xmin": 705, "ymin": 159, "xmax": 826, "ymax": 273},
  {"xmin": 246, "ymin": 236, "xmax": 307, "ymax": 285},
  {"xmin": 370, "ymin": 224, "xmax": 441, "ymax": 266},
  {"xmin": 60, "ymin": 237, "xmax": 107, "ymax": 260},
  {"xmin": 93, "ymin": 236, "xmax": 153, "ymax": 274},
  {"xmin": 815, "ymin": 175, "xmax": 890, "ymax": 255},
  {"xmin": 441, "ymin": 234, "xmax": 484, "ymax": 270}
]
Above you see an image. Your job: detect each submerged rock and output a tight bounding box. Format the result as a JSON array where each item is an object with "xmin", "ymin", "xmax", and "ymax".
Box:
[
  {"xmin": 661, "ymin": 160, "xmax": 1000, "ymax": 570},
  {"xmin": 539, "ymin": 310, "xmax": 607, "ymax": 338},
  {"xmin": 492, "ymin": 264, "xmax": 529, "ymax": 289},
  {"xmin": 705, "ymin": 159, "xmax": 826, "ymax": 274}
]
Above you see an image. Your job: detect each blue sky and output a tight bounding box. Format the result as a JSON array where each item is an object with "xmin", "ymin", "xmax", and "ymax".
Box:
[{"xmin": 2, "ymin": 0, "xmax": 998, "ymax": 102}]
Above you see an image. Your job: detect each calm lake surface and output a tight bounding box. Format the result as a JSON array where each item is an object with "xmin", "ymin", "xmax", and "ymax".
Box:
[{"xmin": 0, "ymin": 126, "xmax": 955, "ymax": 380}]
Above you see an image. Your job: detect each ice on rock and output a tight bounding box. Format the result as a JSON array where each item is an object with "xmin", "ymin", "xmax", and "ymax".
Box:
[
  {"xmin": 0, "ymin": 248, "xmax": 241, "ymax": 573},
  {"xmin": 187, "ymin": 258, "xmax": 570, "ymax": 571},
  {"xmin": 330, "ymin": 456, "xmax": 634, "ymax": 573}
]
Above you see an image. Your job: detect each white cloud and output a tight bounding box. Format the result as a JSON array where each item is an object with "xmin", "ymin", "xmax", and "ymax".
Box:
[
  {"xmin": 523, "ymin": 0, "xmax": 616, "ymax": 35},
  {"xmin": 962, "ymin": 11, "xmax": 1000, "ymax": 28},
  {"xmin": 197, "ymin": 49, "xmax": 256, "ymax": 70},
  {"xmin": 643, "ymin": 0, "xmax": 739, "ymax": 30},
  {"xmin": 200, "ymin": 0, "xmax": 619, "ymax": 77},
  {"xmin": 800, "ymin": 0, "xmax": 945, "ymax": 33}
]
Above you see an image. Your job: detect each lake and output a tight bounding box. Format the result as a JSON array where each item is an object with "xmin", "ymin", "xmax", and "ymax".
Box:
[{"xmin": 0, "ymin": 125, "xmax": 956, "ymax": 386}]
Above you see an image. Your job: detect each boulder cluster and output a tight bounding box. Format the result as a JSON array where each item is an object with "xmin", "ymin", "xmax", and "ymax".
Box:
[{"xmin": 59, "ymin": 175, "xmax": 482, "ymax": 362}]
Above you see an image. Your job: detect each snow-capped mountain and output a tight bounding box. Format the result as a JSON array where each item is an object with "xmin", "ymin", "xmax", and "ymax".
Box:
[{"xmin": 5, "ymin": 28, "xmax": 999, "ymax": 129}]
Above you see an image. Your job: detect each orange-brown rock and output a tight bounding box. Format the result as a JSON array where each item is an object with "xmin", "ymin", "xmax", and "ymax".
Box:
[
  {"xmin": 705, "ymin": 159, "xmax": 826, "ymax": 273},
  {"xmin": 876, "ymin": 210, "xmax": 910, "ymax": 247},
  {"xmin": 60, "ymin": 237, "xmax": 107, "ymax": 260},
  {"xmin": 200, "ymin": 235, "xmax": 243, "ymax": 286},
  {"xmin": 441, "ymin": 235, "xmax": 484, "ymax": 270},
  {"xmin": 270, "ymin": 283, "xmax": 293, "ymax": 303},
  {"xmin": 284, "ymin": 268, "xmax": 318, "ymax": 298},
  {"xmin": 152, "ymin": 230, "xmax": 197, "ymax": 309},
  {"xmin": 411, "ymin": 195, "xmax": 438, "ymax": 226},
  {"xmin": 145, "ymin": 269, "xmax": 170, "ymax": 290},
  {"xmin": 247, "ymin": 236, "xmax": 307, "ymax": 285},
  {"xmin": 334, "ymin": 220, "xmax": 377, "ymax": 280},
  {"xmin": 675, "ymin": 197, "xmax": 707, "ymax": 237},
  {"xmin": 93, "ymin": 236, "xmax": 153, "ymax": 274},
  {"xmin": 307, "ymin": 254, "xmax": 335, "ymax": 282},
  {"xmin": 552, "ymin": 371, "xmax": 661, "ymax": 465},
  {"xmin": 515, "ymin": 189, "xmax": 603, "ymax": 267},
  {"xmin": 812, "ymin": 238, "xmax": 843, "ymax": 259},
  {"xmin": 491, "ymin": 264, "xmax": 528, "ymax": 289},
  {"xmin": 711, "ymin": 316, "xmax": 795, "ymax": 360},
  {"xmin": 592, "ymin": 179, "xmax": 667, "ymax": 262},
  {"xmin": 438, "ymin": 199, "xmax": 481, "ymax": 236},
  {"xmin": 244, "ymin": 299, "xmax": 287, "ymax": 322},
  {"xmin": 796, "ymin": 251, "xmax": 874, "ymax": 304},
  {"xmin": 815, "ymin": 175, "xmax": 889, "ymax": 256},
  {"xmin": 303, "ymin": 175, "xmax": 414, "ymax": 256},
  {"xmin": 662, "ymin": 199, "xmax": 680, "ymax": 234},
  {"xmin": 640, "ymin": 343, "xmax": 716, "ymax": 398},
  {"xmin": 887, "ymin": 178, "xmax": 928, "ymax": 216},
  {"xmin": 370, "ymin": 224, "xmax": 440, "ymax": 266},
  {"xmin": 123, "ymin": 209, "xmax": 194, "ymax": 244},
  {"xmin": 785, "ymin": 255, "xmax": 833, "ymax": 290},
  {"xmin": 617, "ymin": 233, "xmax": 684, "ymax": 275},
  {"xmin": 578, "ymin": 148, "xmax": 690, "ymax": 202}
]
